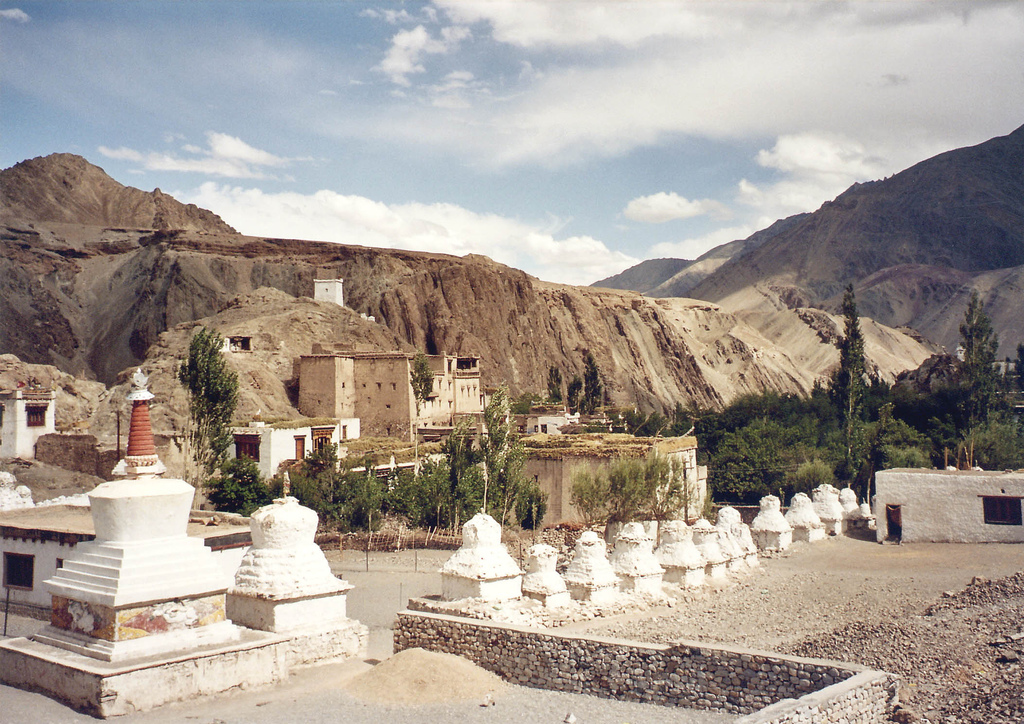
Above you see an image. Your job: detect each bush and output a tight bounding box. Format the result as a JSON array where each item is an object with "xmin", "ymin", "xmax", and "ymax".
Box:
[{"xmin": 208, "ymin": 456, "xmax": 272, "ymax": 516}]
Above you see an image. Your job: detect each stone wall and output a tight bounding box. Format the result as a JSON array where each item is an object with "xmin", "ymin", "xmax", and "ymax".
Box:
[
  {"xmin": 34, "ymin": 433, "xmax": 120, "ymax": 479},
  {"xmin": 395, "ymin": 610, "xmax": 898, "ymax": 722}
]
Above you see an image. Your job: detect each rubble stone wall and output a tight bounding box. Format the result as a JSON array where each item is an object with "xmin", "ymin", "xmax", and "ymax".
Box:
[{"xmin": 395, "ymin": 610, "xmax": 898, "ymax": 721}]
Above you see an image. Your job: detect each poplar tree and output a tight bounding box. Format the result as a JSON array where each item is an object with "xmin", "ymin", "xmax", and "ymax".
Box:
[
  {"xmin": 960, "ymin": 291, "xmax": 999, "ymax": 427},
  {"xmin": 830, "ymin": 285, "xmax": 866, "ymax": 479},
  {"xmin": 582, "ymin": 351, "xmax": 603, "ymax": 415},
  {"xmin": 178, "ymin": 327, "xmax": 238, "ymax": 485}
]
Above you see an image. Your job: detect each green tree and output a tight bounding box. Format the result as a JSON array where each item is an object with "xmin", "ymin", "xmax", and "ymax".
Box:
[
  {"xmin": 784, "ymin": 459, "xmax": 835, "ymax": 497},
  {"xmin": 409, "ymin": 350, "xmax": 434, "ymax": 452},
  {"xmin": 960, "ymin": 291, "xmax": 1000, "ymax": 427},
  {"xmin": 481, "ymin": 386, "xmax": 529, "ymax": 526},
  {"xmin": 440, "ymin": 416, "xmax": 484, "ymax": 530},
  {"xmin": 581, "ymin": 351, "xmax": 603, "ymax": 414},
  {"xmin": 177, "ymin": 327, "xmax": 239, "ymax": 486},
  {"xmin": 209, "ymin": 456, "xmax": 272, "ymax": 516},
  {"xmin": 829, "ymin": 285, "xmax": 867, "ymax": 481},
  {"xmin": 547, "ymin": 366, "xmax": 563, "ymax": 403},
  {"xmin": 566, "ymin": 375, "xmax": 584, "ymax": 413},
  {"xmin": 570, "ymin": 466, "xmax": 609, "ymax": 525}
]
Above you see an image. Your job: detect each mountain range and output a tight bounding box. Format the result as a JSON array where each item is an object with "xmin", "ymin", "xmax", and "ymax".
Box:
[
  {"xmin": 596, "ymin": 123, "xmax": 1024, "ymax": 357},
  {"xmin": 0, "ymin": 153, "xmax": 934, "ymax": 441}
]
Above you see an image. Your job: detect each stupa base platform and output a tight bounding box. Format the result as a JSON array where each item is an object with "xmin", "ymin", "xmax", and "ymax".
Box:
[{"xmin": 0, "ymin": 620, "xmax": 367, "ymax": 718}]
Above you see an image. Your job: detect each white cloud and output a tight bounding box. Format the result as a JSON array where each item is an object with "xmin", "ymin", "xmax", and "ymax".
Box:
[
  {"xmin": 736, "ymin": 132, "xmax": 888, "ymax": 220},
  {"xmin": 0, "ymin": 8, "xmax": 29, "ymax": 22},
  {"xmin": 395, "ymin": 2, "xmax": 1024, "ymax": 177},
  {"xmin": 375, "ymin": 24, "xmax": 471, "ymax": 86},
  {"xmin": 623, "ymin": 192, "xmax": 730, "ymax": 224},
  {"xmin": 176, "ymin": 182, "xmax": 636, "ymax": 285},
  {"xmin": 99, "ymin": 132, "xmax": 299, "ymax": 179}
]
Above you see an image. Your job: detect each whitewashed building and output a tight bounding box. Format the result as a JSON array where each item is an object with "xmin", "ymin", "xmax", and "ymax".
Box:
[
  {"xmin": 229, "ymin": 418, "xmax": 359, "ymax": 479},
  {"xmin": 0, "ymin": 388, "xmax": 56, "ymax": 459},
  {"xmin": 875, "ymin": 468, "xmax": 1024, "ymax": 543}
]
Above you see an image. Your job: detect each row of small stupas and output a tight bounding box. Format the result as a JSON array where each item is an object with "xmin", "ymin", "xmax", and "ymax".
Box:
[
  {"xmin": 749, "ymin": 484, "xmax": 875, "ymax": 552},
  {"xmin": 437, "ymin": 484, "xmax": 874, "ymax": 609},
  {"xmin": 437, "ymin": 507, "xmax": 764, "ymax": 608}
]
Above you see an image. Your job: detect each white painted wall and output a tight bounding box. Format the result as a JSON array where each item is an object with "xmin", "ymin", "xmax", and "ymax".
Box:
[
  {"xmin": 1, "ymin": 536, "xmax": 75, "ymax": 608},
  {"xmin": 875, "ymin": 469, "xmax": 1024, "ymax": 543},
  {"xmin": 232, "ymin": 419, "xmax": 360, "ymax": 479},
  {"xmin": 0, "ymin": 393, "xmax": 56, "ymax": 459}
]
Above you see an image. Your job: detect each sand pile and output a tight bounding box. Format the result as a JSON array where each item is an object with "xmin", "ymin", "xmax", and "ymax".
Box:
[{"xmin": 345, "ymin": 648, "xmax": 506, "ymax": 705}]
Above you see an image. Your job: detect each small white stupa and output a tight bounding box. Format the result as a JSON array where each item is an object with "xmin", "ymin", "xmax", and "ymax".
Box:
[
  {"xmin": 655, "ymin": 520, "xmax": 705, "ymax": 588},
  {"xmin": 227, "ymin": 497, "xmax": 367, "ymax": 664},
  {"xmin": 786, "ymin": 492, "xmax": 826, "ymax": 542},
  {"xmin": 521, "ymin": 543, "xmax": 570, "ymax": 608},
  {"xmin": 609, "ymin": 522, "xmax": 664, "ymax": 595},
  {"xmin": 717, "ymin": 506, "xmax": 759, "ymax": 568},
  {"xmin": 691, "ymin": 518, "xmax": 728, "ymax": 580},
  {"xmin": 812, "ymin": 484, "xmax": 845, "ymax": 536},
  {"xmin": 563, "ymin": 530, "xmax": 620, "ymax": 603},
  {"xmin": 35, "ymin": 369, "xmax": 238, "ymax": 662},
  {"xmin": 750, "ymin": 495, "xmax": 792, "ymax": 552},
  {"xmin": 440, "ymin": 512, "xmax": 523, "ymax": 601}
]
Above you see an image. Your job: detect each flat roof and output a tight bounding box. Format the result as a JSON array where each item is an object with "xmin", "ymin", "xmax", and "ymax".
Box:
[{"xmin": 0, "ymin": 504, "xmax": 251, "ymax": 547}]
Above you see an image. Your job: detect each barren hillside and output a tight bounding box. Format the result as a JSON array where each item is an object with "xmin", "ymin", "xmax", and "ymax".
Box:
[{"xmin": 0, "ymin": 154, "xmax": 936, "ymax": 438}]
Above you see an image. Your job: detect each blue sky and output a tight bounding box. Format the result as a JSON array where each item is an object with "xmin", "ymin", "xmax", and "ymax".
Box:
[{"xmin": 2, "ymin": 1, "xmax": 1023, "ymax": 285}]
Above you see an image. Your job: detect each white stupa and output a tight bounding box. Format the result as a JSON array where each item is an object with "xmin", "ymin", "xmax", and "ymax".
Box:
[
  {"xmin": 655, "ymin": 520, "xmax": 705, "ymax": 588},
  {"xmin": 521, "ymin": 543, "xmax": 570, "ymax": 608},
  {"xmin": 564, "ymin": 531, "xmax": 620, "ymax": 603},
  {"xmin": 609, "ymin": 522, "xmax": 664, "ymax": 595},
  {"xmin": 750, "ymin": 495, "xmax": 792, "ymax": 552},
  {"xmin": 440, "ymin": 512, "xmax": 523, "ymax": 601},
  {"xmin": 34, "ymin": 369, "xmax": 238, "ymax": 662},
  {"xmin": 691, "ymin": 518, "xmax": 728, "ymax": 580},
  {"xmin": 717, "ymin": 506, "xmax": 759, "ymax": 568},
  {"xmin": 812, "ymin": 484, "xmax": 845, "ymax": 536},
  {"xmin": 786, "ymin": 492, "xmax": 826, "ymax": 543}
]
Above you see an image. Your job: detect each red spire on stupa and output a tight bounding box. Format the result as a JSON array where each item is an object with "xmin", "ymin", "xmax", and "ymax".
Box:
[{"xmin": 115, "ymin": 368, "xmax": 165, "ymax": 479}]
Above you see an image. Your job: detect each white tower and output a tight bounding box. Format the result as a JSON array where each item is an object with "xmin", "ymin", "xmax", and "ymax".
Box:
[{"xmin": 314, "ymin": 278, "xmax": 344, "ymax": 307}]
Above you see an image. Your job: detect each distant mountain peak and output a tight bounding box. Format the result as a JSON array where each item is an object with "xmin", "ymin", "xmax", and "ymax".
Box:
[{"xmin": 0, "ymin": 153, "xmax": 236, "ymax": 234}]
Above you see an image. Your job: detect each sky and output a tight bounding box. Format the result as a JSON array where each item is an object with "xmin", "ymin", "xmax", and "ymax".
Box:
[{"xmin": 2, "ymin": 1, "xmax": 1023, "ymax": 286}]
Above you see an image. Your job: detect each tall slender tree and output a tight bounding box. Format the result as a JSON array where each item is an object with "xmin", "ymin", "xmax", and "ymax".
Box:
[
  {"xmin": 582, "ymin": 351, "xmax": 603, "ymax": 415},
  {"xmin": 829, "ymin": 285, "xmax": 866, "ymax": 480},
  {"xmin": 178, "ymin": 327, "xmax": 238, "ymax": 486},
  {"xmin": 546, "ymin": 366, "xmax": 563, "ymax": 404},
  {"xmin": 409, "ymin": 350, "xmax": 434, "ymax": 458},
  {"xmin": 960, "ymin": 291, "xmax": 1000, "ymax": 427}
]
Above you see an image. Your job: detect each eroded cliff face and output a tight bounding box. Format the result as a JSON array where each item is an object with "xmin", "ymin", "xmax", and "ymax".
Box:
[{"xmin": 0, "ymin": 222, "xmax": 935, "ymax": 429}]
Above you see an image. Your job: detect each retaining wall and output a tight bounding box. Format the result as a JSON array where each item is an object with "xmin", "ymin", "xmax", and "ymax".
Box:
[{"xmin": 395, "ymin": 610, "xmax": 898, "ymax": 723}]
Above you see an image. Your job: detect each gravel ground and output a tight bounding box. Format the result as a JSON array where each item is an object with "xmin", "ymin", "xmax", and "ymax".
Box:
[
  {"xmin": 5, "ymin": 536, "xmax": 1022, "ymax": 723},
  {"xmin": 578, "ymin": 536, "xmax": 1024, "ymax": 723}
]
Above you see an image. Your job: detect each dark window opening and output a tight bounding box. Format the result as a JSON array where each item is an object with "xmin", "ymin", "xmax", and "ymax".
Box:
[
  {"xmin": 235, "ymin": 436, "xmax": 261, "ymax": 462},
  {"xmin": 26, "ymin": 406, "xmax": 46, "ymax": 427},
  {"xmin": 983, "ymin": 496, "xmax": 1023, "ymax": 526},
  {"xmin": 3, "ymin": 552, "xmax": 34, "ymax": 590},
  {"xmin": 294, "ymin": 436, "xmax": 305, "ymax": 460}
]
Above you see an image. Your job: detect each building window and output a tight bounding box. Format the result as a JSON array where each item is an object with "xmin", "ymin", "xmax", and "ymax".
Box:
[
  {"xmin": 235, "ymin": 436, "xmax": 261, "ymax": 462},
  {"xmin": 294, "ymin": 436, "xmax": 305, "ymax": 460},
  {"xmin": 341, "ymin": 425, "xmax": 348, "ymax": 440},
  {"xmin": 982, "ymin": 496, "xmax": 1023, "ymax": 526},
  {"xmin": 312, "ymin": 428, "xmax": 333, "ymax": 451},
  {"xmin": 3, "ymin": 552, "xmax": 34, "ymax": 590},
  {"xmin": 26, "ymin": 405, "xmax": 47, "ymax": 427}
]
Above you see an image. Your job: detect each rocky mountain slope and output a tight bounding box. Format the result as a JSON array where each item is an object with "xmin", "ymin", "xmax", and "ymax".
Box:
[
  {"xmin": 688, "ymin": 124, "xmax": 1024, "ymax": 354},
  {"xmin": 603, "ymin": 125, "xmax": 1024, "ymax": 355},
  {"xmin": 0, "ymin": 154, "xmax": 935, "ymax": 444}
]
